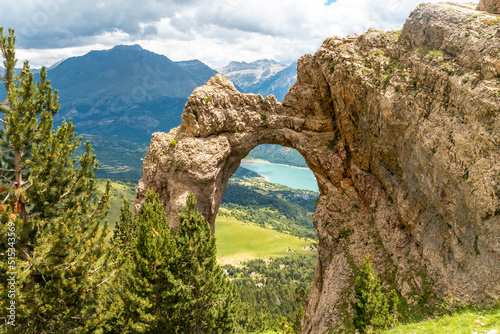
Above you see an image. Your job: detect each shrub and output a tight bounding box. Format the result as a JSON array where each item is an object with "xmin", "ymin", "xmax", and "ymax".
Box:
[
  {"xmin": 170, "ymin": 139, "xmax": 178, "ymax": 148},
  {"xmin": 352, "ymin": 253, "xmax": 399, "ymax": 333}
]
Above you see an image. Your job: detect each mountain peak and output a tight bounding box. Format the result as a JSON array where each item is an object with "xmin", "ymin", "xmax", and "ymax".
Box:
[
  {"xmin": 218, "ymin": 59, "xmax": 288, "ymax": 91},
  {"xmin": 111, "ymin": 44, "xmax": 144, "ymax": 52}
]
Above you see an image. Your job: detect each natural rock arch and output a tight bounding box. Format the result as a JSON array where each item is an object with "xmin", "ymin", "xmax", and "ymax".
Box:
[
  {"xmin": 137, "ymin": 3, "xmax": 500, "ymax": 332},
  {"xmin": 136, "ymin": 72, "xmax": 339, "ymax": 230}
]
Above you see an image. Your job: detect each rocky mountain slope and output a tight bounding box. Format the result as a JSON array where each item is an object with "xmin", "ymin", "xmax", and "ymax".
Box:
[
  {"xmin": 252, "ymin": 62, "xmax": 297, "ymax": 102},
  {"xmin": 137, "ymin": 2, "xmax": 500, "ymax": 332},
  {"xmin": 477, "ymin": 0, "xmax": 500, "ymax": 12},
  {"xmin": 218, "ymin": 59, "xmax": 289, "ymax": 92}
]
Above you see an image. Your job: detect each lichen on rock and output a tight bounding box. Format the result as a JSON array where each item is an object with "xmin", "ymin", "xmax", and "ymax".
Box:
[{"xmin": 137, "ymin": 2, "xmax": 500, "ymax": 333}]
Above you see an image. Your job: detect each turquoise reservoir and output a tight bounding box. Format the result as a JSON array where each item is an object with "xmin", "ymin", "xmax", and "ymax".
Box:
[{"xmin": 240, "ymin": 160, "xmax": 319, "ymax": 193}]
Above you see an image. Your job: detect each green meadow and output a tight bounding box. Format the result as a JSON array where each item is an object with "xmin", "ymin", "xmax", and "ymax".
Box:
[
  {"xmin": 214, "ymin": 208, "xmax": 316, "ymax": 265},
  {"xmin": 98, "ymin": 180, "xmax": 137, "ymax": 233}
]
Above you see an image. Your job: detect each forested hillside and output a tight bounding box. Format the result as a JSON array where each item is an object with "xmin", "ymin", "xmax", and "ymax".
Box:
[
  {"xmin": 245, "ymin": 144, "xmax": 308, "ymax": 168},
  {"xmin": 221, "ymin": 167, "xmax": 317, "ymax": 239},
  {"xmin": 224, "ymin": 255, "xmax": 317, "ymax": 333}
]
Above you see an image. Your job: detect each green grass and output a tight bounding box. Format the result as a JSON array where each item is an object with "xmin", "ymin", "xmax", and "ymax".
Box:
[
  {"xmin": 387, "ymin": 305, "xmax": 500, "ymax": 334},
  {"xmin": 215, "ymin": 209, "xmax": 316, "ymax": 265}
]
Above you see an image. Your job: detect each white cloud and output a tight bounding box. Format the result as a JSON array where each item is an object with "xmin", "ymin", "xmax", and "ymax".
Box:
[{"xmin": 7, "ymin": 0, "xmax": 478, "ymax": 69}]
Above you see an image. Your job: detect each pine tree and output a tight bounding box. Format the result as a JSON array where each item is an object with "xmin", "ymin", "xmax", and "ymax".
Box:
[
  {"xmin": 116, "ymin": 190, "xmax": 180, "ymax": 333},
  {"xmin": 99, "ymin": 199, "xmax": 138, "ymax": 334},
  {"xmin": 111, "ymin": 199, "xmax": 137, "ymax": 251},
  {"xmin": 352, "ymin": 253, "xmax": 399, "ymax": 333},
  {"xmin": 0, "ymin": 27, "xmax": 116, "ymax": 333},
  {"xmin": 170, "ymin": 193, "xmax": 238, "ymax": 333},
  {"xmin": 113, "ymin": 191, "xmax": 239, "ymax": 333}
]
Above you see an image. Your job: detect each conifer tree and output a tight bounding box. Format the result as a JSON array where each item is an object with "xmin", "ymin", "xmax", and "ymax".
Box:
[
  {"xmin": 171, "ymin": 193, "xmax": 238, "ymax": 333},
  {"xmin": 111, "ymin": 199, "xmax": 136, "ymax": 251},
  {"xmin": 0, "ymin": 27, "xmax": 115, "ymax": 333},
  {"xmin": 352, "ymin": 253, "xmax": 399, "ymax": 333},
  {"xmin": 113, "ymin": 191, "xmax": 238, "ymax": 333},
  {"xmin": 98, "ymin": 199, "xmax": 138, "ymax": 334},
  {"xmin": 117, "ymin": 190, "xmax": 180, "ymax": 333}
]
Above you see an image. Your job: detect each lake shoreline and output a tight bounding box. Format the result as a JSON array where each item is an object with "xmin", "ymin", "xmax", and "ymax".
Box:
[
  {"xmin": 240, "ymin": 158, "xmax": 319, "ymax": 192},
  {"xmin": 241, "ymin": 158, "xmax": 310, "ymax": 171}
]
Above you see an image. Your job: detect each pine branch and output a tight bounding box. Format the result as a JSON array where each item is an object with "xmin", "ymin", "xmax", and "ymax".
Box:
[
  {"xmin": 87, "ymin": 197, "xmax": 106, "ymax": 220},
  {"xmin": 85, "ymin": 261, "xmax": 119, "ymax": 277},
  {"xmin": 0, "ymin": 176, "xmax": 14, "ymax": 184},
  {"xmin": 86, "ymin": 269, "xmax": 118, "ymax": 292},
  {"xmin": 59, "ymin": 176, "xmax": 83, "ymax": 200}
]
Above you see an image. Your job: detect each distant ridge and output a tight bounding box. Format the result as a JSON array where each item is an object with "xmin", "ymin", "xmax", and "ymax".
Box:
[
  {"xmin": 218, "ymin": 59, "xmax": 296, "ymax": 102},
  {"xmin": 253, "ymin": 62, "xmax": 297, "ymax": 102},
  {"xmin": 218, "ymin": 59, "xmax": 288, "ymax": 92}
]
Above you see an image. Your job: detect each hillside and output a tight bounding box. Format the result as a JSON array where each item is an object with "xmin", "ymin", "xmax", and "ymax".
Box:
[
  {"xmin": 387, "ymin": 305, "xmax": 500, "ymax": 334},
  {"xmin": 76, "ymin": 135, "xmax": 148, "ymax": 179},
  {"xmin": 245, "ymin": 144, "xmax": 308, "ymax": 168},
  {"xmin": 222, "ymin": 166, "xmax": 318, "ymax": 239},
  {"xmin": 215, "ymin": 213, "xmax": 315, "ymax": 265}
]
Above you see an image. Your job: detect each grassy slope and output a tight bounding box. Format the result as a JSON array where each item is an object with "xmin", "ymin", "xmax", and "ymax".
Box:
[
  {"xmin": 387, "ymin": 306, "xmax": 500, "ymax": 334},
  {"xmin": 98, "ymin": 179, "xmax": 137, "ymax": 229},
  {"xmin": 215, "ymin": 208, "xmax": 315, "ymax": 265}
]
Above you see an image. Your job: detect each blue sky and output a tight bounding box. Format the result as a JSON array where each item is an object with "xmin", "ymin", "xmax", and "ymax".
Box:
[{"xmin": 3, "ymin": 0, "xmax": 478, "ymax": 69}]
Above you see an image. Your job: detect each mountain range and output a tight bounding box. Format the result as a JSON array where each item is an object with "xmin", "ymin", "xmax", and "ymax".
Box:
[
  {"xmin": 45, "ymin": 45, "xmax": 217, "ymax": 143},
  {"xmin": 43, "ymin": 44, "xmax": 296, "ymax": 144},
  {"xmin": 21, "ymin": 44, "xmax": 297, "ymax": 178},
  {"xmin": 219, "ymin": 59, "xmax": 297, "ymax": 102}
]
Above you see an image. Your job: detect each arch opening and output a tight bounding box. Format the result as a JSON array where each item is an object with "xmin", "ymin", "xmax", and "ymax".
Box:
[
  {"xmin": 215, "ymin": 143, "xmax": 319, "ymax": 264},
  {"xmin": 214, "ymin": 144, "xmax": 319, "ymax": 330}
]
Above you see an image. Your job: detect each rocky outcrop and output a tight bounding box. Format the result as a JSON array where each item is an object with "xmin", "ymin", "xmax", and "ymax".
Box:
[
  {"xmin": 137, "ymin": 2, "xmax": 500, "ymax": 333},
  {"xmin": 477, "ymin": 0, "xmax": 500, "ymax": 12}
]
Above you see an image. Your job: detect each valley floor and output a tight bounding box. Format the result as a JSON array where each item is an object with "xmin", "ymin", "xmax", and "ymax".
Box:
[{"xmin": 215, "ymin": 209, "xmax": 316, "ymax": 265}]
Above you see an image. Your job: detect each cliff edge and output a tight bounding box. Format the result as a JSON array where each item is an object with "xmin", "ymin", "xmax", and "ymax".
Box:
[{"xmin": 137, "ymin": 2, "xmax": 500, "ymax": 332}]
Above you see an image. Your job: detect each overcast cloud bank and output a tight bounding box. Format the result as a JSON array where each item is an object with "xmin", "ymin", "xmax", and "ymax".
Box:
[{"xmin": 3, "ymin": 0, "xmax": 478, "ymax": 68}]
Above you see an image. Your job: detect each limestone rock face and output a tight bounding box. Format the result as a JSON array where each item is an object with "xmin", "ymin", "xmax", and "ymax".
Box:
[
  {"xmin": 137, "ymin": 3, "xmax": 500, "ymax": 333},
  {"xmin": 477, "ymin": 0, "xmax": 500, "ymax": 12}
]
